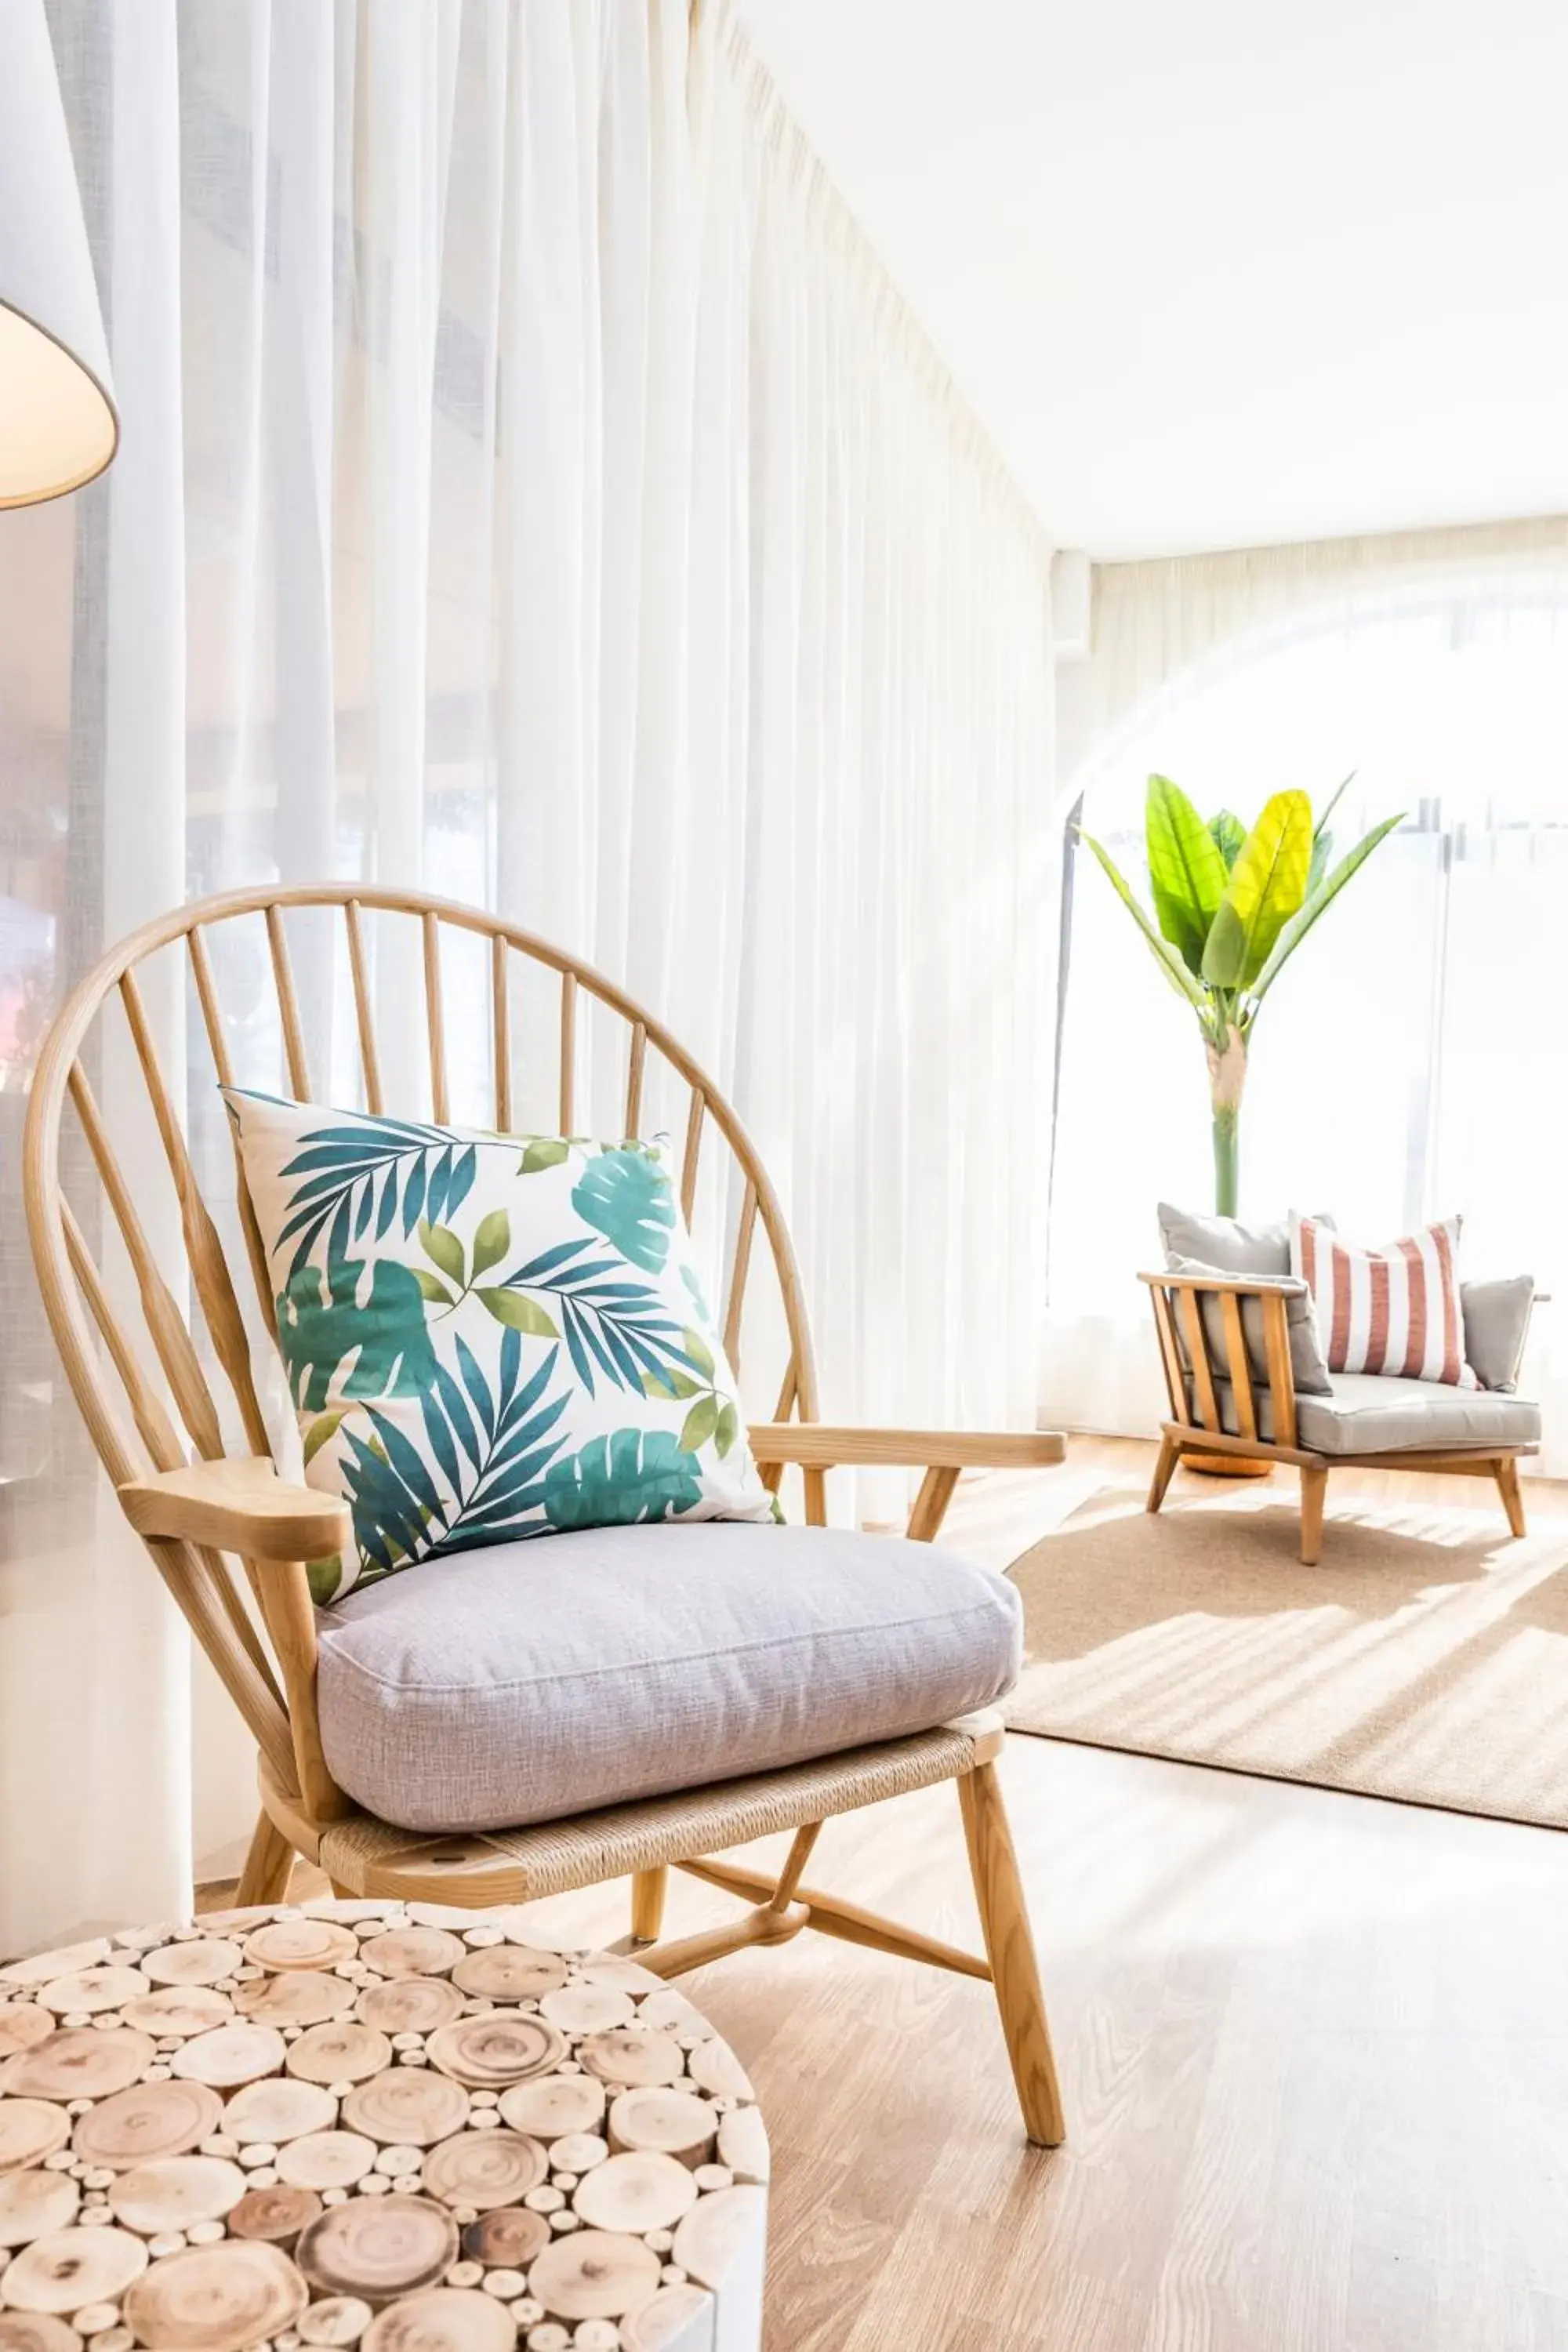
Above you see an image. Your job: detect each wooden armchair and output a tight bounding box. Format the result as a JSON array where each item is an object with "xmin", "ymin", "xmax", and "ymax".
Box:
[
  {"xmin": 1142, "ymin": 1268, "xmax": 1539, "ymax": 1563},
  {"xmin": 26, "ymin": 884, "xmax": 1068, "ymax": 2146}
]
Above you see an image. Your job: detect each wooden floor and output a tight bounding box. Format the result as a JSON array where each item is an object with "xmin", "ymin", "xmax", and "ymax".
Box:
[{"xmin": 204, "ymin": 1440, "xmax": 1568, "ymax": 2350}]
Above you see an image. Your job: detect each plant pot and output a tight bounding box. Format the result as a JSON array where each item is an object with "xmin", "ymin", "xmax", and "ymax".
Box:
[{"xmin": 1182, "ymin": 1450, "xmax": 1273, "ymax": 1480}]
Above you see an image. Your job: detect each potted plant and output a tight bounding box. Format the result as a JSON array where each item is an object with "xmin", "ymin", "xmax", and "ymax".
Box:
[{"xmin": 1080, "ymin": 776, "xmax": 1401, "ymax": 1214}]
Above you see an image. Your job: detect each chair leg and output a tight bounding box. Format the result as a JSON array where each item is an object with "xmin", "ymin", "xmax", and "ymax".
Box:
[
  {"xmin": 1146, "ymin": 1433, "xmax": 1181, "ymax": 1515},
  {"xmin": 237, "ymin": 1808, "xmax": 296, "ymax": 1906},
  {"xmin": 631, "ymin": 1867, "xmax": 669, "ymax": 1943},
  {"xmin": 957, "ymin": 1761, "xmax": 1065, "ymax": 2147},
  {"xmin": 1495, "ymin": 1456, "xmax": 1526, "ymax": 1538},
  {"xmin": 1299, "ymin": 1464, "xmax": 1328, "ymax": 1564}
]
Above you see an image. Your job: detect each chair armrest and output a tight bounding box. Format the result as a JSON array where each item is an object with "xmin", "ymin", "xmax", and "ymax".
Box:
[
  {"xmin": 119, "ymin": 1457, "xmax": 350, "ymax": 1561},
  {"xmin": 746, "ymin": 1425, "xmax": 1066, "ymax": 1470}
]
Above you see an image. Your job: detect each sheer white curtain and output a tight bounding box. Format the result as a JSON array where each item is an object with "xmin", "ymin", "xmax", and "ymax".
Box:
[
  {"xmin": 0, "ymin": 0, "xmax": 1058, "ymax": 1951},
  {"xmin": 1044, "ymin": 520, "xmax": 1568, "ymax": 1457}
]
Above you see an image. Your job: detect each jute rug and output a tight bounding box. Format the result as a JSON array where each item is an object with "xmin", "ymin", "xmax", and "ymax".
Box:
[{"xmin": 1004, "ymin": 1478, "xmax": 1568, "ymax": 1828}]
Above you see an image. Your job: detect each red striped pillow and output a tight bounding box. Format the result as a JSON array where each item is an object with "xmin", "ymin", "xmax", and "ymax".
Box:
[{"xmin": 1290, "ymin": 1213, "xmax": 1478, "ymax": 1388}]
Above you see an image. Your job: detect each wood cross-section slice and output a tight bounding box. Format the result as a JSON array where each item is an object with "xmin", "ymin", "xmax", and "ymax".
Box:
[
  {"xmin": 0, "ymin": 2103, "xmax": 69, "ymax": 2173},
  {"xmin": 621, "ymin": 2286, "xmax": 717, "ymax": 2352},
  {"xmin": 0, "ymin": 2172, "xmax": 78, "ymax": 2249},
  {"xmin": 0, "ymin": 2314, "xmax": 82, "ymax": 2352},
  {"xmin": 34, "ymin": 1966, "xmax": 148, "ymax": 2015},
  {"xmin": 605, "ymin": 2091, "xmax": 717, "ymax": 2167},
  {"xmin": 274, "ymin": 2132, "xmax": 378, "ymax": 2192},
  {"xmin": 140, "ymin": 1939, "xmax": 244, "ymax": 1988},
  {"xmin": 449, "ymin": 1947, "xmax": 567, "ymax": 2003},
  {"xmin": 71, "ymin": 2079, "xmax": 223, "ymax": 2170},
  {"xmin": 122, "ymin": 2238, "xmax": 307, "ymax": 2352},
  {"xmin": 0, "ymin": 2223, "xmax": 149, "ymax": 2313},
  {"xmin": 574, "ymin": 1956, "xmax": 662, "ymax": 1995},
  {"xmin": 296, "ymin": 2292, "xmax": 374, "ymax": 2344},
  {"xmin": 296, "ymin": 2194, "xmax": 458, "ymax": 2300},
  {"xmin": 243, "ymin": 1920, "xmax": 359, "ymax": 1973},
  {"xmin": 426, "ymin": 2017, "xmax": 566, "ymax": 2092},
  {"xmin": 497, "ymin": 2077, "xmax": 606, "ymax": 2143},
  {"xmin": 340, "ymin": 2069, "xmax": 470, "ymax": 2148},
  {"xmin": 0, "ymin": 2009, "xmax": 53, "ymax": 2062},
  {"xmin": 234, "ymin": 1970, "xmax": 357, "ymax": 2028},
  {"xmin": 2, "ymin": 2027, "xmax": 154, "ymax": 2103},
  {"xmin": 716, "ymin": 2104, "xmax": 769, "ymax": 2185},
  {"xmin": 459, "ymin": 2207, "xmax": 549, "ymax": 2270},
  {"xmin": 537, "ymin": 1986, "xmax": 635, "ymax": 2039},
  {"xmin": 285, "ymin": 2022, "xmax": 393, "ymax": 2088},
  {"xmin": 575, "ymin": 2031, "xmax": 684, "ymax": 2089},
  {"xmin": 571, "ymin": 2153, "xmax": 697, "ymax": 2236},
  {"xmin": 527, "ymin": 2230, "xmax": 660, "ymax": 2322},
  {"xmin": 684, "ymin": 2041, "xmax": 753, "ymax": 2101},
  {"xmin": 169, "ymin": 2023, "xmax": 287, "ymax": 2089},
  {"xmin": 354, "ymin": 1978, "xmax": 463, "ymax": 2038},
  {"xmin": 223, "ymin": 2075, "xmax": 338, "ymax": 2143},
  {"xmin": 421, "ymin": 2130, "xmax": 546, "ymax": 2212},
  {"xmin": 361, "ymin": 2286, "xmax": 515, "ymax": 2352},
  {"xmin": 107, "ymin": 2154, "xmax": 248, "ymax": 2234},
  {"xmin": 227, "ymin": 2184, "xmax": 324, "ymax": 2245},
  {"xmin": 670, "ymin": 2185, "xmax": 767, "ymax": 2289},
  {"xmin": 356, "ymin": 1930, "xmax": 465, "ymax": 1980},
  {"xmin": 0, "ymin": 1941, "xmax": 110, "ymax": 1988},
  {"xmin": 119, "ymin": 1985, "xmax": 235, "ymax": 2040}
]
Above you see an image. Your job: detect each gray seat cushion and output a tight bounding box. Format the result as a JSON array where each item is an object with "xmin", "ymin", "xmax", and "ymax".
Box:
[
  {"xmin": 317, "ymin": 1522, "xmax": 1022, "ymax": 1835},
  {"xmin": 1218, "ymin": 1371, "xmax": 1540, "ymax": 1457}
]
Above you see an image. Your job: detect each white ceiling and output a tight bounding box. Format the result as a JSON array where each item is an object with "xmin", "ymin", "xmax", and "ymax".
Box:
[{"xmin": 739, "ymin": 0, "xmax": 1568, "ymax": 560}]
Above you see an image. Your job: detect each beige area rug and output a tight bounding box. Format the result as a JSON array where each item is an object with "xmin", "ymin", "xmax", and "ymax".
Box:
[{"xmin": 1005, "ymin": 1479, "xmax": 1568, "ymax": 1828}]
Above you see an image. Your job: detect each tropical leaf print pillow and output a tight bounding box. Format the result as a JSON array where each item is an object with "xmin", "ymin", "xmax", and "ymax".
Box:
[{"xmin": 224, "ymin": 1091, "xmax": 776, "ymax": 1602}]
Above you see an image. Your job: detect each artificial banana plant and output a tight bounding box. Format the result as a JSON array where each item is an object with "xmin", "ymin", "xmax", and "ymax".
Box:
[{"xmin": 1080, "ymin": 776, "xmax": 1402, "ymax": 1215}]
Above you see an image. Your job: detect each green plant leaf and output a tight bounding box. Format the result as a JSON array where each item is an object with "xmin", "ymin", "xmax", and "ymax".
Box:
[
  {"xmin": 1145, "ymin": 775, "xmax": 1228, "ymax": 974},
  {"xmin": 471, "ymin": 1207, "xmax": 510, "ymax": 1278},
  {"xmin": 520, "ymin": 1138, "xmax": 570, "ymax": 1174},
  {"xmin": 1076, "ymin": 831, "xmax": 1210, "ymax": 1014},
  {"xmin": 643, "ymin": 1367, "xmax": 702, "ymax": 1401},
  {"xmin": 1207, "ymin": 810, "xmax": 1247, "ymax": 868},
  {"xmin": 307, "ymin": 1554, "xmax": 347, "ymax": 1604},
  {"xmin": 418, "ymin": 1218, "xmax": 466, "ymax": 1285},
  {"xmin": 1249, "ymin": 811, "xmax": 1404, "ymax": 1011},
  {"xmin": 476, "ymin": 1287, "xmax": 561, "ymax": 1338},
  {"xmin": 679, "ymin": 1395, "xmax": 720, "ymax": 1452},
  {"xmin": 1200, "ymin": 789, "xmax": 1312, "ymax": 989},
  {"xmin": 412, "ymin": 1269, "xmax": 456, "ymax": 1305},
  {"xmin": 542, "ymin": 1428, "xmax": 703, "ymax": 1531},
  {"xmin": 714, "ymin": 1399, "xmax": 739, "ymax": 1459},
  {"xmin": 682, "ymin": 1326, "xmax": 717, "ymax": 1380},
  {"xmin": 572, "ymin": 1148, "xmax": 677, "ymax": 1273},
  {"xmin": 303, "ymin": 1409, "xmax": 346, "ymax": 1465},
  {"xmin": 278, "ymin": 1256, "xmax": 438, "ymax": 1414}
]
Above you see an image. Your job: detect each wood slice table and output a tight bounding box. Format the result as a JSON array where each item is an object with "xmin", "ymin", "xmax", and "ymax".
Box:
[{"xmin": 0, "ymin": 1904, "xmax": 767, "ymax": 2352}]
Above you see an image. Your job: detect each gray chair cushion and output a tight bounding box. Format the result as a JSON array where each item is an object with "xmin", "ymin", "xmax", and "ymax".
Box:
[
  {"xmin": 1158, "ymin": 1205, "xmax": 1334, "ymax": 1392},
  {"xmin": 1218, "ymin": 1371, "xmax": 1540, "ymax": 1456},
  {"xmin": 1461, "ymin": 1276, "xmax": 1535, "ymax": 1392},
  {"xmin": 317, "ymin": 1522, "xmax": 1022, "ymax": 1835},
  {"xmin": 1167, "ymin": 1255, "xmax": 1332, "ymax": 1397}
]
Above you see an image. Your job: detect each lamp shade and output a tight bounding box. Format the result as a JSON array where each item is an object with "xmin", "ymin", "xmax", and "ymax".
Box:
[{"xmin": 0, "ymin": 0, "xmax": 117, "ymax": 506}]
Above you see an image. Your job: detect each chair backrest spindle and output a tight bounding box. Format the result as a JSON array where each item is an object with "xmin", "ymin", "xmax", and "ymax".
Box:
[
  {"xmin": 559, "ymin": 971, "xmax": 577, "ymax": 1132},
  {"xmin": 343, "ymin": 898, "xmax": 384, "ymax": 1114},
  {"xmin": 492, "ymin": 934, "xmax": 512, "ymax": 1131},
  {"xmin": 423, "ymin": 912, "xmax": 449, "ymax": 1122},
  {"xmin": 265, "ymin": 906, "xmax": 312, "ymax": 1100}
]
